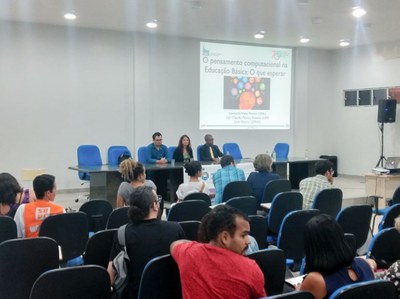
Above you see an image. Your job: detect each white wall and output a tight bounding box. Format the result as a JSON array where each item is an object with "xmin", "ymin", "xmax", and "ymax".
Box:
[{"xmin": 2, "ymin": 20, "xmax": 399, "ymax": 190}]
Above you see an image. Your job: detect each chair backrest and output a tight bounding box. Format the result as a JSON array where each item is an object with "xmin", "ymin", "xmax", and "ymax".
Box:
[
  {"xmin": 30, "ymin": 265, "xmax": 111, "ymax": 299},
  {"xmin": 137, "ymin": 146, "xmax": 149, "ymax": 164},
  {"xmin": 262, "ymin": 179, "xmax": 291, "ymax": 204},
  {"xmin": 39, "ymin": 212, "xmax": 89, "ymax": 262},
  {"xmin": 106, "ymin": 207, "xmax": 130, "ymax": 229},
  {"xmin": 84, "ymin": 229, "xmax": 117, "ymax": 268},
  {"xmin": 247, "ymin": 248, "xmax": 286, "ymax": 296},
  {"xmin": 328, "ymin": 280, "xmax": 396, "ymax": 299},
  {"xmin": 79, "ymin": 199, "xmax": 113, "ymax": 232},
  {"xmin": 344, "ymin": 233, "xmax": 357, "ymax": 257},
  {"xmin": 167, "ymin": 200, "xmax": 211, "ymax": 222},
  {"xmin": 273, "ymin": 143, "xmax": 289, "ymax": 159},
  {"xmin": 366, "ymin": 227, "xmax": 400, "ymax": 266},
  {"xmin": 77, "ymin": 145, "xmax": 102, "ymax": 180},
  {"xmin": 392, "ymin": 186, "xmax": 400, "ymax": 204},
  {"xmin": 277, "ymin": 209, "xmax": 320, "ymax": 261},
  {"xmin": 137, "ymin": 254, "xmax": 182, "ymax": 299},
  {"xmin": 167, "ymin": 146, "xmax": 177, "ymax": 160},
  {"xmin": 196, "ymin": 145, "xmax": 202, "ymax": 161},
  {"xmin": 249, "ymin": 215, "xmax": 268, "ymax": 249},
  {"xmin": 336, "ymin": 205, "xmax": 372, "ymax": 251},
  {"xmin": 311, "ymin": 188, "xmax": 343, "ymax": 218},
  {"xmin": 178, "ymin": 221, "xmax": 201, "ymax": 241},
  {"xmin": 268, "ymin": 191, "xmax": 303, "ymax": 235},
  {"xmin": 182, "ymin": 192, "xmax": 211, "ymax": 206},
  {"xmin": 265, "ymin": 291, "xmax": 314, "ymax": 299},
  {"xmin": 379, "ymin": 203, "xmax": 400, "ymax": 230},
  {"xmin": 0, "ymin": 216, "xmax": 17, "ymax": 244},
  {"xmin": 226, "ymin": 196, "xmax": 258, "ymax": 216},
  {"xmin": 107, "ymin": 145, "xmax": 131, "ymax": 165},
  {"xmin": 0, "ymin": 237, "xmax": 59, "ymax": 299},
  {"xmin": 222, "ymin": 181, "xmax": 253, "ymax": 203},
  {"xmin": 222, "ymin": 142, "xmax": 243, "ymax": 159}
]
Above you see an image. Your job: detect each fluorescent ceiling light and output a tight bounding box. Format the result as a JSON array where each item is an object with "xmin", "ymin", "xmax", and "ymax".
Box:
[
  {"xmin": 254, "ymin": 31, "xmax": 265, "ymax": 39},
  {"xmin": 299, "ymin": 37, "xmax": 310, "ymax": 43},
  {"xmin": 146, "ymin": 20, "xmax": 158, "ymax": 29},
  {"xmin": 64, "ymin": 12, "xmax": 77, "ymax": 20},
  {"xmin": 352, "ymin": 7, "xmax": 367, "ymax": 18},
  {"xmin": 339, "ymin": 39, "xmax": 350, "ymax": 47}
]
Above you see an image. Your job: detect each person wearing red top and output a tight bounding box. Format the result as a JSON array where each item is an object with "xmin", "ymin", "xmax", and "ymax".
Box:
[{"xmin": 170, "ymin": 205, "xmax": 266, "ymax": 299}]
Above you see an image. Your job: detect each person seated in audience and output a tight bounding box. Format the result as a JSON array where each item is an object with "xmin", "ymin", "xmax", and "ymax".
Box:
[
  {"xmin": 108, "ymin": 186, "xmax": 185, "ymax": 299},
  {"xmin": 173, "ymin": 134, "xmax": 194, "ymax": 163},
  {"xmin": 199, "ymin": 134, "xmax": 224, "ymax": 162},
  {"xmin": 297, "ymin": 214, "xmax": 376, "ymax": 299},
  {"xmin": 14, "ymin": 174, "xmax": 64, "ymax": 238},
  {"xmin": 170, "ymin": 205, "xmax": 266, "ymax": 299},
  {"xmin": 247, "ymin": 154, "xmax": 280, "ymax": 205},
  {"xmin": 0, "ymin": 172, "xmax": 36, "ymax": 217},
  {"xmin": 116, "ymin": 158, "xmax": 157, "ymax": 207},
  {"xmin": 212, "ymin": 155, "xmax": 245, "ymax": 204},
  {"xmin": 147, "ymin": 132, "xmax": 169, "ymax": 164},
  {"xmin": 299, "ymin": 160, "xmax": 336, "ymax": 209},
  {"xmin": 176, "ymin": 160, "xmax": 209, "ymax": 201}
]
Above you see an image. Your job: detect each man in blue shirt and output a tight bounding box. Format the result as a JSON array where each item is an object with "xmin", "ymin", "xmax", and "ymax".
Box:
[
  {"xmin": 147, "ymin": 132, "xmax": 169, "ymax": 164},
  {"xmin": 212, "ymin": 155, "xmax": 245, "ymax": 204}
]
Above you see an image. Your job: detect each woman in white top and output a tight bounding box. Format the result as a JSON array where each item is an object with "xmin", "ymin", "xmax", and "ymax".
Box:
[
  {"xmin": 176, "ymin": 160, "xmax": 209, "ymax": 201},
  {"xmin": 116, "ymin": 159, "xmax": 157, "ymax": 207}
]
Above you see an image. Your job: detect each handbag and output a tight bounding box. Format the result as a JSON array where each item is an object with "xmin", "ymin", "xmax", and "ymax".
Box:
[{"xmin": 112, "ymin": 225, "xmax": 130, "ymax": 299}]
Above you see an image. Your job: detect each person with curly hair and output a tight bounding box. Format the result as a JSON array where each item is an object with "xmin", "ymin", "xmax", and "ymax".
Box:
[{"xmin": 116, "ymin": 158, "xmax": 157, "ymax": 208}]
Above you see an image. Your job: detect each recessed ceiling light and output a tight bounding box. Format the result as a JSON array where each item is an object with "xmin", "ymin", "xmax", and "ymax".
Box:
[
  {"xmin": 299, "ymin": 37, "xmax": 310, "ymax": 44},
  {"xmin": 352, "ymin": 7, "xmax": 367, "ymax": 18},
  {"xmin": 254, "ymin": 31, "xmax": 265, "ymax": 39},
  {"xmin": 64, "ymin": 12, "xmax": 77, "ymax": 20},
  {"xmin": 339, "ymin": 39, "xmax": 350, "ymax": 47},
  {"xmin": 146, "ymin": 20, "xmax": 158, "ymax": 29}
]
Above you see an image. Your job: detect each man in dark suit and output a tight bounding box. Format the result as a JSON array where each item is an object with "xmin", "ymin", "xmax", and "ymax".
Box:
[{"xmin": 199, "ymin": 134, "xmax": 224, "ymax": 162}]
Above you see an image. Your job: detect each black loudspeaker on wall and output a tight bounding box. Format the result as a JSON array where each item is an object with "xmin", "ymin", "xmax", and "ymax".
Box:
[{"xmin": 377, "ymin": 99, "xmax": 397, "ymax": 123}]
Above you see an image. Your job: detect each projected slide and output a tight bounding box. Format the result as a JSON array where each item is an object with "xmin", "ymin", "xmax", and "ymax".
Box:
[{"xmin": 200, "ymin": 42, "xmax": 292, "ymax": 130}]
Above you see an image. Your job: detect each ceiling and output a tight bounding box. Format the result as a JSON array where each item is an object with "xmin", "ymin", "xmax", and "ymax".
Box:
[{"xmin": 1, "ymin": 0, "xmax": 400, "ymax": 49}]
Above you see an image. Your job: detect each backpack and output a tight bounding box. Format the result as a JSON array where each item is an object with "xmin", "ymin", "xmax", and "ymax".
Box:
[
  {"xmin": 112, "ymin": 225, "xmax": 130, "ymax": 299},
  {"xmin": 118, "ymin": 151, "xmax": 132, "ymax": 165}
]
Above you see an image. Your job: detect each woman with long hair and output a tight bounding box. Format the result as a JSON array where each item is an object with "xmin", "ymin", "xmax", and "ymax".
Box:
[
  {"xmin": 173, "ymin": 134, "xmax": 193, "ymax": 163},
  {"xmin": 298, "ymin": 214, "xmax": 376, "ymax": 299}
]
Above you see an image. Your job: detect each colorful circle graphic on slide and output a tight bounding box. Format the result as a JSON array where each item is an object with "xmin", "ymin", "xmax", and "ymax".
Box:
[
  {"xmin": 239, "ymin": 91, "xmax": 256, "ymax": 109},
  {"xmin": 224, "ymin": 76, "xmax": 270, "ymax": 110}
]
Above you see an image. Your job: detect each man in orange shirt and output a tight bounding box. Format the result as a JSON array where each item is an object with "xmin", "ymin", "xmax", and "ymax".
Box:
[{"xmin": 14, "ymin": 174, "xmax": 64, "ymax": 238}]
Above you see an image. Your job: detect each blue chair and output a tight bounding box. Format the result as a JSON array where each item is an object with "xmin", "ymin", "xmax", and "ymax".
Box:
[
  {"xmin": 311, "ymin": 188, "xmax": 343, "ymax": 218},
  {"xmin": 77, "ymin": 145, "xmax": 102, "ymax": 181},
  {"xmin": 137, "ymin": 146, "xmax": 149, "ymax": 164},
  {"xmin": 328, "ymin": 280, "xmax": 396, "ymax": 299},
  {"xmin": 223, "ymin": 143, "xmax": 243, "ymax": 159},
  {"xmin": 277, "ymin": 209, "xmax": 320, "ymax": 270},
  {"xmin": 167, "ymin": 146, "xmax": 177, "ymax": 160},
  {"xmin": 378, "ymin": 203, "xmax": 400, "ymax": 231},
  {"xmin": 197, "ymin": 145, "xmax": 203, "ymax": 161},
  {"xmin": 336, "ymin": 205, "xmax": 372, "ymax": 253},
  {"xmin": 107, "ymin": 145, "xmax": 131, "ymax": 165},
  {"xmin": 263, "ymin": 291, "xmax": 314, "ymax": 299},
  {"xmin": 372, "ymin": 186, "xmax": 400, "ymax": 231},
  {"xmin": 267, "ymin": 191, "xmax": 303, "ymax": 242},
  {"xmin": 366, "ymin": 227, "xmax": 400, "ymax": 268},
  {"xmin": 272, "ymin": 143, "xmax": 289, "ymax": 159}
]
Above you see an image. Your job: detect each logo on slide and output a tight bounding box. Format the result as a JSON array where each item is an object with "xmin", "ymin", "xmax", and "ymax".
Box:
[
  {"xmin": 272, "ymin": 50, "xmax": 290, "ymax": 61},
  {"xmin": 202, "ymin": 47, "xmax": 210, "ymax": 56},
  {"xmin": 224, "ymin": 76, "xmax": 271, "ymax": 110}
]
